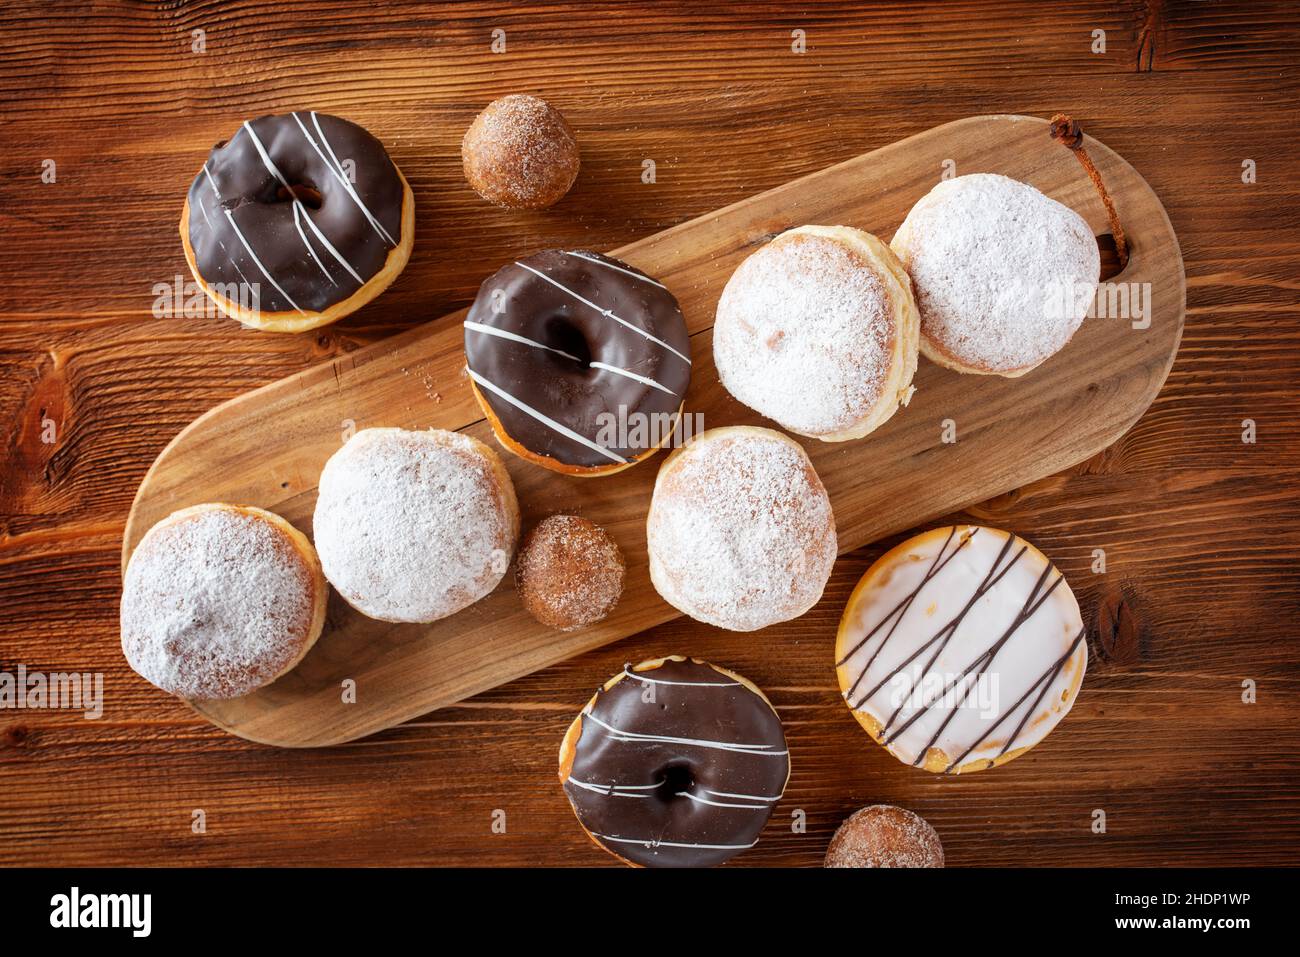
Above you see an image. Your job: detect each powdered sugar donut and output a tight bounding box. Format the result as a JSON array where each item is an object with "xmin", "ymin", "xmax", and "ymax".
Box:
[
  {"xmin": 313, "ymin": 428, "xmax": 520, "ymax": 623},
  {"xmin": 121, "ymin": 503, "xmax": 328, "ymax": 700},
  {"xmin": 714, "ymin": 225, "xmax": 919, "ymax": 441},
  {"xmin": 646, "ymin": 426, "xmax": 837, "ymax": 631},
  {"xmin": 891, "ymin": 173, "xmax": 1100, "ymax": 377}
]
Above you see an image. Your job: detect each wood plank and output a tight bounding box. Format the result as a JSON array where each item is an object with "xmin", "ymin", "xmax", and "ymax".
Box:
[{"xmin": 1, "ymin": 1, "xmax": 1296, "ymax": 868}]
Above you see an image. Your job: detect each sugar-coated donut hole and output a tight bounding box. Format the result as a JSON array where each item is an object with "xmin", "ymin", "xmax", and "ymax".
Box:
[{"xmin": 542, "ymin": 314, "xmax": 593, "ymax": 369}]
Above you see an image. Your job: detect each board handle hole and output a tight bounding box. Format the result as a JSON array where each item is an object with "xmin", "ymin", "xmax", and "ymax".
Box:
[{"xmin": 1097, "ymin": 233, "xmax": 1126, "ymax": 280}]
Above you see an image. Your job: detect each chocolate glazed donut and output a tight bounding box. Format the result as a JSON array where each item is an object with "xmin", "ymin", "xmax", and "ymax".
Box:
[
  {"xmin": 181, "ymin": 112, "xmax": 414, "ymax": 333},
  {"xmin": 464, "ymin": 249, "xmax": 691, "ymax": 476},
  {"xmin": 558, "ymin": 657, "xmax": 789, "ymax": 867}
]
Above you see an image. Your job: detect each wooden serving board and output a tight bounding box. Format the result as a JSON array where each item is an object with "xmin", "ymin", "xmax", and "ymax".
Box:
[{"xmin": 123, "ymin": 115, "xmax": 1184, "ymax": 748}]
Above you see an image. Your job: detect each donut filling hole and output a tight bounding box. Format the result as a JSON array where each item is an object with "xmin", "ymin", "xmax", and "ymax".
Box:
[
  {"xmin": 655, "ymin": 763, "xmax": 695, "ymax": 803},
  {"xmin": 275, "ymin": 182, "xmax": 323, "ymax": 210},
  {"xmin": 543, "ymin": 315, "xmax": 593, "ymax": 369}
]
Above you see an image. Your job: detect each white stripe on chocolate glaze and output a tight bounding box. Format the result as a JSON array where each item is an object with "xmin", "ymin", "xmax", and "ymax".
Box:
[
  {"xmin": 588, "ymin": 362, "xmax": 676, "ymax": 396},
  {"xmin": 293, "ymin": 111, "xmax": 398, "ymax": 247},
  {"xmin": 311, "ymin": 111, "xmax": 399, "ymax": 246},
  {"xmin": 195, "ymin": 193, "xmax": 214, "ymax": 228},
  {"xmin": 287, "ymin": 112, "xmax": 392, "ymax": 248},
  {"xmin": 592, "ymin": 833, "xmax": 760, "ymax": 851},
  {"xmin": 566, "ymin": 251, "xmax": 668, "ymax": 289},
  {"xmin": 294, "ymin": 202, "xmax": 364, "ymax": 284},
  {"xmin": 201, "ymin": 162, "xmax": 221, "ymax": 198},
  {"xmin": 292, "ymin": 202, "xmax": 337, "ymax": 285},
  {"xmin": 513, "ymin": 261, "xmax": 692, "ymax": 365},
  {"xmin": 463, "ymin": 320, "xmax": 582, "ymax": 362},
  {"xmin": 244, "ymin": 119, "xmax": 359, "ymax": 285},
  {"xmin": 228, "ymin": 257, "xmax": 255, "ymax": 294},
  {"xmin": 197, "ymin": 164, "xmax": 257, "ymax": 299},
  {"xmin": 222, "ymin": 208, "xmax": 304, "ymax": 314},
  {"xmin": 566, "ymin": 778, "xmax": 662, "ymax": 798},
  {"xmin": 622, "ymin": 667, "xmax": 739, "ymax": 687},
  {"xmin": 583, "ymin": 712, "xmax": 789, "ymax": 756},
  {"xmin": 242, "ymin": 120, "xmax": 292, "ymax": 190},
  {"xmin": 703, "ymin": 788, "xmax": 782, "ymax": 803},
  {"xmin": 679, "ymin": 792, "xmax": 771, "ymax": 810},
  {"xmin": 466, "ymin": 368, "xmax": 628, "ymax": 464}
]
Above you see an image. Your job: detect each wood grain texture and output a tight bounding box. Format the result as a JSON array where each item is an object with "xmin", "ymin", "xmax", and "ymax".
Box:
[
  {"xmin": 1, "ymin": 0, "xmax": 1298, "ymax": 866},
  {"xmin": 123, "ymin": 114, "xmax": 1185, "ymax": 747}
]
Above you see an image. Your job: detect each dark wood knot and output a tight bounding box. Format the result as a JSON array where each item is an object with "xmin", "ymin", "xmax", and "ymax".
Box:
[{"xmin": 1094, "ymin": 581, "xmax": 1141, "ymax": 665}]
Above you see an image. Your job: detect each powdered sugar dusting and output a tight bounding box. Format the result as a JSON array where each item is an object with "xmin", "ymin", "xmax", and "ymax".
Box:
[
  {"xmin": 313, "ymin": 428, "xmax": 518, "ymax": 623},
  {"xmin": 714, "ymin": 230, "xmax": 893, "ymax": 436},
  {"xmin": 647, "ymin": 429, "xmax": 837, "ymax": 632},
  {"xmin": 120, "ymin": 506, "xmax": 317, "ymax": 700},
  {"xmin": 824, "ymin": 805, "xmax": 945, "ymax": 868},
  {"xmin": 892, "ymin": 173, "xmax": 1099, "ymax": 373}
]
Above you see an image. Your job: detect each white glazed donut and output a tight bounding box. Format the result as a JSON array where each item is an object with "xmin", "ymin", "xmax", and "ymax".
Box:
[
  {"xmin": 713, "ymin": 225, "xmax": 919, "ymax": 441},
  {"xmin": 835, "ymin": 525, "xmax": 1086, "ymax": 773},
  {"xmin": 313, "ymin": 427, "xmax": 520, "ymax": 623},
  {"xmin": 646, "ymin": 426, "xmax": 837, "ymax": 632},
  {"xmin": 891, "ymin": 173, "xmax": 1100, "ymax": 377},
  {"xmin": 121, "ymin": 503, "xmax": 328, "ymax": 700}
]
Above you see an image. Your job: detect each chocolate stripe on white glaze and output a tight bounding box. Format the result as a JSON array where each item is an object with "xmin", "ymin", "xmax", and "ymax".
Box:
[
  {"xmin": 837, "ymin": 526, "xmax": 972, "ymax": 693},
  {"xmin": 944, "ymin": 626, "xmax": 1087, "ymax": 772},
  {"xmin": 848, "ymin": 531, "xmax": 1021, "ymax": 713},
  {"xmin": 836, "ymin": 525, "xmax": 1087, "ymax": 773},
  {"xmin": 882, "ymin": 559, "xmax": 1062, "ymax": 754}
]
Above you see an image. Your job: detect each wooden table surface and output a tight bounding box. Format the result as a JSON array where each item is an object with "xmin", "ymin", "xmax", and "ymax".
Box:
[{"xmin": 1, "ymin": 1, "xmax": 1297, "ymax": 867}]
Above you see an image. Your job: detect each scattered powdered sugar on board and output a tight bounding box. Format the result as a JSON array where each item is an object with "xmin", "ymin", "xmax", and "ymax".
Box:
[
  {"xmin": 313, "ymin": 429, "xmax": 516, "ymax": 623},
  {"xmin": 120, "ymin": 507, "xmax": 316, "ymax": 700},
  {"xmin": 893, "ymin": 173, "xmax": 1099, "ymax": 372},
  {"xmin": 714, "ymin": 231, "xmax": 892, "ymax": 436},
  {"xmin": 647, "ymin": 430, "xmax": 837, "ymax": 632}
]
